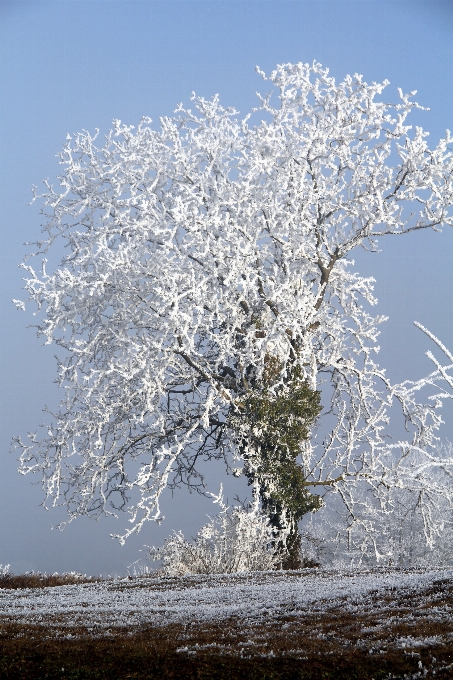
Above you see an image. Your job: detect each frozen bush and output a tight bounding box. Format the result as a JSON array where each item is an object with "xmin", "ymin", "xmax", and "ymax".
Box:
[{"xmin": 146, "ymin": 487, "xmax": 286, "ymax": 575}]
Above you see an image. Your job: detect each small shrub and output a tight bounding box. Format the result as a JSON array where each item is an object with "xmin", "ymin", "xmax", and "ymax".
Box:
[{"xmin": 145, "ymin": 488, "xmax": 287, "ymax": 575}]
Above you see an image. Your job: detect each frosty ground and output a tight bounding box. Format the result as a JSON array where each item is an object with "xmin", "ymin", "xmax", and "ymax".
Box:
[{"xmin": 1, "ymin": 568, "xmax": 452, "ymax": 679}]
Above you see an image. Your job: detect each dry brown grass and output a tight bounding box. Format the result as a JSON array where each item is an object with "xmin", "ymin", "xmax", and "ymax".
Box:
[
  {"xmin": 1, "ymin": 574, "xmax": 452, "ymax": 679},
  {"xmin": 0, "ymin": 572, "xmax": 101, "ymax": 590}
]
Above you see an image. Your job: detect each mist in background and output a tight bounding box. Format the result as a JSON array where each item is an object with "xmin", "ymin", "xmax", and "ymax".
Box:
[{"xmin": 1, "ymin": 0, "xmax": 452, "ymax": 576}]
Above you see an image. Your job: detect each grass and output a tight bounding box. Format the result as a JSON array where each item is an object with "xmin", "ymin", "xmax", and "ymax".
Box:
[
  {"xmin": 0, "ymin": 572, "xmax": 101, "ymax": 590},
  {"xmin": 0, "ymin": 572, "xmax": 452, "ymax": 679}
]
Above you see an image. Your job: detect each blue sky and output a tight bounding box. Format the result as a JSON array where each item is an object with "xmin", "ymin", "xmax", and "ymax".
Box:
[{"xmin": 1, "ymin": 0, "xmax": 452, "ymax": 575}]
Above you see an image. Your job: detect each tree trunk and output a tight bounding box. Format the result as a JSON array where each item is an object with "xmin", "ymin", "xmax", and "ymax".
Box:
[{"xmin": 261, "ymin": 496, "xmax": 303, "ymax": 570}]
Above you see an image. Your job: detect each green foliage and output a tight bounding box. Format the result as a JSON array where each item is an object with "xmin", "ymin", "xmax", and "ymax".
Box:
[
  {"xmin": 232, "ymin": 359, "xmax": 323, "ymax": 566},
  {"xmin": 243, "ymin": 368, "xmax": 321, "ymax": 457}
]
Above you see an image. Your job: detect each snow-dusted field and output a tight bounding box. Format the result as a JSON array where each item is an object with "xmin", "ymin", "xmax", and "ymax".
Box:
[
  {"xmin": 1, "ymin": 568, "xmax": 452, "ymax": 634},
  {"xmin": 1, "ymin": 568, "xmax": 452, "ymax": 678}
]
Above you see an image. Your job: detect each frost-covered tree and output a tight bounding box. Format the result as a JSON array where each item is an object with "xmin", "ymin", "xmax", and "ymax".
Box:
[{"xmin": 14, "ymin": 63, "xmax": 453, "ymax": 561}]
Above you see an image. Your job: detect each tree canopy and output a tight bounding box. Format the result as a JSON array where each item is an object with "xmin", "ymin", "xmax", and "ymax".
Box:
[{"xmin": 14, "ymin": 62, "xmax": 453, "ymax": 558}]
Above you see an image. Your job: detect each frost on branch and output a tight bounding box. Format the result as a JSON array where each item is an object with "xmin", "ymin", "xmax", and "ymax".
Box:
[
  {"xmin": 304, "ymin": 443, "xmax": 453, "ymax": 568},
  {"xmin": 13, "ymin": 62, "xmax": 453, "ymax": 555},
  {"xmin": 302, "ymin": 327, "xmax": 453, "ymax": 567}
]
